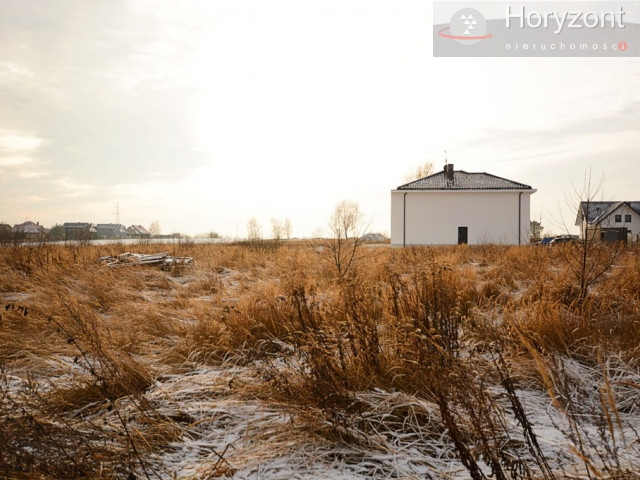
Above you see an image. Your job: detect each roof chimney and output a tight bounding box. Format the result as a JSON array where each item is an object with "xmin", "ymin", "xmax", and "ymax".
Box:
[{"xmin": 444, "ymin": 163, "xmax": 454, "ymax": 181}]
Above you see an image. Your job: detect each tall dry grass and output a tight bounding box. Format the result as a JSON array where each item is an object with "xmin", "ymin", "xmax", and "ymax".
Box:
[{"xmin": 0, "ymin": 241, "xmax": 639, "ymax": 478}]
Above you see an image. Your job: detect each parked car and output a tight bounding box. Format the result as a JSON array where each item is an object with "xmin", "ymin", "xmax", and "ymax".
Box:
[
  {"xmin": 536, "ymin": 235, "xmax": 579, "ymax": 246},
  {"xmin": 549, "ymin": 235, "xmax": 579, "ymax": 246},
  {"xmin": 536, "ymin": 237, "xmax": 554, "ymax": 246}
]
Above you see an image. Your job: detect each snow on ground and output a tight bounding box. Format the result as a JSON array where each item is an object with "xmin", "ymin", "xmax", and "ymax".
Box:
[
  {"xmin": 106, "ymin": 365, "xmax": 465, "ymax": 479},
  {"xmin": 4, "ymin": 350, "xmax": 639, "ymax": 478},
  {"xmin": 88, "ymin": 357, "xmax": 638, "ymax": 479}
]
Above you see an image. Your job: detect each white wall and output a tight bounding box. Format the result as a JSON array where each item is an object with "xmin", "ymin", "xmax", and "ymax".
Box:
[
  {"xmin": 581, "ymin": 204, "xmax": 640, "ymax": 236},
  {"xmin": 390, "ymin": 190, "xmax": 534, "ymax": 246}
]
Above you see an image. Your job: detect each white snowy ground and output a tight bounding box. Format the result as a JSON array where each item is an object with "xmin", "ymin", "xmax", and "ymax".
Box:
[
  {"xmin": 137, "ymin": 365, "xmax": 464, "ymax": 480},
  {"xmin": 91, "ymin": 356, "xmax": 639, "ymax": 480}
]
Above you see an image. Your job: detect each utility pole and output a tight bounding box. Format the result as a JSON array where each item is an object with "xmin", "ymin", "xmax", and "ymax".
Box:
[{"xmin": 114, "ymin": 202, "xmax": 120, "ymax": 225}]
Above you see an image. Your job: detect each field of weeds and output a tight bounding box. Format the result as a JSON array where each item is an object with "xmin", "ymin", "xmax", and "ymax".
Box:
[{"xmin": 1, "ymin": 241, "xmax": 639, "ymax": 479}]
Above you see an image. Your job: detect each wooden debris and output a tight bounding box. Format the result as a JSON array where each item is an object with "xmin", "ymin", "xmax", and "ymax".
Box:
[{"xmin": 99, "ymin": 252, "xmax": 194, "ymax": 269}]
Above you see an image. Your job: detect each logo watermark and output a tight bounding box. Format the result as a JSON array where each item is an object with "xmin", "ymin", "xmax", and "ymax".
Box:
[
  {"xmin": 434, "ymin": 1, "xmax": 640, "ymax": 57},
  {"xmin": 438, "ymin": 8, "xmax": 491, "ymax": 44}
]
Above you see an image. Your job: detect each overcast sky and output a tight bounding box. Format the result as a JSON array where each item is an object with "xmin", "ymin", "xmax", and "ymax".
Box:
[{"xmin": 1, "ymin": 0, "xmax": 639, "ymax": 237}]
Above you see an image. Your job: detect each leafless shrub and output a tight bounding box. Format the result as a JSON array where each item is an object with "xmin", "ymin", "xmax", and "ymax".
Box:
[
  {"xmin": 557, "ymin": 171, "xmax": 625, "ymax": 306},
  {"xmin": 315, "ymin": 200, "xmax": 370, "ymax": 278}
]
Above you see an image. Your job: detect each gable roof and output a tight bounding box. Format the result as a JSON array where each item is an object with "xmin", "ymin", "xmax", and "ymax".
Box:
[
  {"xmin": 397, "ymin": 169, "xmax": 532, "ymax": 191},
  {"xmin": 96, "ymin": 223, "xmax": 127, "ymax": 231},
  {"xmin": 96, "ymin": 224, "xmax": 127, "ymax": 236},
  {"xmin": 97, "ymin": 223, "xmax": 125, "ymax": 228},
  {"xmin": 576, "ymin": 201, "xmax": 640, "ymax": 226},
  {"xmin": 127, "ymin": 225, "xmax": 150, "ymax": 235},
  {"xmin": 11, "ymin": 221, "xmax": 45, "ymax": 234}
]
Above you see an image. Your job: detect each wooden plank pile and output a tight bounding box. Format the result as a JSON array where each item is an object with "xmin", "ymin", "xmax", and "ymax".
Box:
[{"xmin": 99, "ymin": 252, "xmax": 194, "ymax": 269}]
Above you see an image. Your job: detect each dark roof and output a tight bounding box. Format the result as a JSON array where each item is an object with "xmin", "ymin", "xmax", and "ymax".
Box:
[
  {"xmin": 96, "ymin": 224, "xmax": 127, "ymax": 236},
  {"xmin": 96, "ymin": 223, "xmax": 126, "ymax": 231},
  {"xmin": 63, "ymin": 222, "xmax": 97, "ymax": 233},
  {"xmin": 397, "ymin": 170, "xmax": 532, "ymax": 190},
  {"xmin": 63, "ymin": 222, "xmax": 92, "ymax": 228},
  {"xmin": 576, "ymin": 201, "xmax": 640, "ymax": 226}
]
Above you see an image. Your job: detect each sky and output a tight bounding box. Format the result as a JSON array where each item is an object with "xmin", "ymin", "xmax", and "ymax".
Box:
[{"xmin": 1, "ymin": 0, "xmax": 639, "ymax": 238}]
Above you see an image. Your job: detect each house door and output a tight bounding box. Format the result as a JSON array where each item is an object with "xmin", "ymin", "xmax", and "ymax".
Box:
[{"xmin": 458, "ymin": 226, "xmax": 468, "ymax": 244}]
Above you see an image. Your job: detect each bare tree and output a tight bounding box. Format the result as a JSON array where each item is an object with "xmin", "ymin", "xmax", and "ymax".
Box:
[
  {"xmin": 247, "ymin": 217, "xmax": 262, "ymax": 242},
  {"xmin": 404, "ymin": 161, "xmax": 434, "ymax": 183},
  {"xmin": 316, "ymin": 200, "xmax": 368, "ymax": 278},
  {"xmin": 310, "ymin": 227, "xmax": 324, "ymax": 239},
  {"xmin": 148, "ymin": 220, "xmax": 161, "ymax": 237},
  {"xmin": 283, "ymin": 218, "xmax": 292, "ymax": 240},
  {"xmin": 530, "ymin": 220, "xmax": 543, "ymax": 242},
  {"xmin": 559, "ymin": 171, "xmax": 624, "ymax": 304},
  {"xmin": 271, "ymin": 217, "xmax": 284, "ymax": 241}
]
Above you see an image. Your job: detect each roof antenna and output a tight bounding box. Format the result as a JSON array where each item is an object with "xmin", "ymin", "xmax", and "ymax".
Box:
[{"xmin": 444, "ymin": 150, "xmax": 448, "ymax": 166}]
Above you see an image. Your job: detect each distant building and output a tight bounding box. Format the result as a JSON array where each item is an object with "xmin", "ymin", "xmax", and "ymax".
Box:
[
  {"xmin": 0, "ymin": 223, "xmax": 13, "ymax": 244},
  {"xmin": 126, "ymin": 224, "xmax": 151, "ymax": 239},
  {"xmin": 11, "ymin": 221, "xmax": 48, "ymax": 242},
  {"xmin": 96, "ymin": 223, "xmax": 128, "ymax": 239},
  {"xmin": 63, "ymin": 222, "xmax": 97, "ymax": 241},
  {"xmin": 361, "ymin": 232, "xmax": 386, "ymax": 243},
  {"xmin": 576, "ymin": 201, "xmax": 640, "ymax": 243},
  {"xmin": 391, "ymin": 164, "xmax": 536, "ymax": 246}
]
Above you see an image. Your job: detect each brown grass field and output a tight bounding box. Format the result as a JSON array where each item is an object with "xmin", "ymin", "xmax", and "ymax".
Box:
[{"xmin": 1, "ymin": 241, "xmax": 639, "ymax": 479}]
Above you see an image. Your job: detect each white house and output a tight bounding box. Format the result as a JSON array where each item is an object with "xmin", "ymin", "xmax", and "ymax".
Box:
[
  {"xmin": 575, "ymin": 201, "xmax": 640, "ymax": 242},
  {"xmin": 391, "ymin": 164, "xmax": 536, "ymax": 246}
]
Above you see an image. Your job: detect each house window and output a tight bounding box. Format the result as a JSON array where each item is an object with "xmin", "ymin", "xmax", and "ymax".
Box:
[
  {"xmin": 625, "ymin": 214, "xmax": 632, "ymax": 223},
  {"xmin": 615, "ymin": 214, "xmax": 622, "ymax": 222}
]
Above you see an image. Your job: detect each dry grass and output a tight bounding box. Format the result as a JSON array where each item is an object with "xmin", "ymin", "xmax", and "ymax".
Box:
[{"xmin": 0, "ymin": 241, "xmax": 639, "ymax": 478}]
